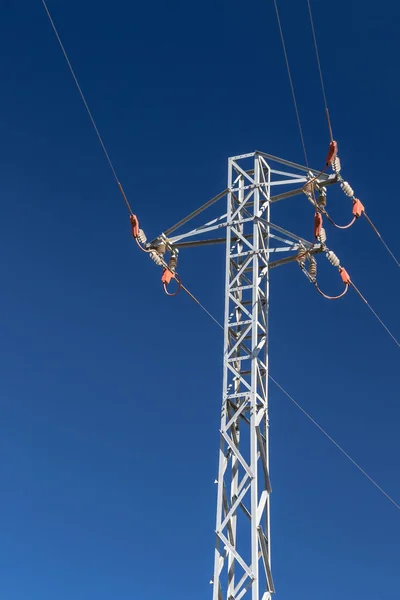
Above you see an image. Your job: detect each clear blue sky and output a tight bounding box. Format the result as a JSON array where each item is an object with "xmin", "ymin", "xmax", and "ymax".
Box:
[{"xmin": 0, "ymin": 1, "xmax": 399, "ymax": 598}]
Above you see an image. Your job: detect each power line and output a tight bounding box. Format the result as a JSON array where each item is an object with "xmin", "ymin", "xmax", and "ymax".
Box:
[
  {"xmin": 185, "ymin": 258, "xmax": 400, "ymax": 354},
  {"xmin": 180, "ymin": 282, "xmax": 224, "ymax": 331},
  {"xmin": 364, "ymin": 213, "xmax": 400, "ymax": 269},
  {"xmin": 306, "ymin": 1, "xmax": 400, "ymax": 269},
  {"xmin": 306, "ymin": 0, "xmax": 400, "ymax": 272},
  {"xmin": 269, "ymin": 375, "xmax": 400, "ymax": 511},
  {"xmin": 350, "ymin": 280, "xmax": 400, "ymax": 349},
  {"xmin": 306, "ymin": 0, "xmax": 333, "ymax": 141},
  {"xmin": 272, "ymin": 0, "xmax": 309, "ymax": 166},
  {"xmin": 41, "ymin": 0, "xmax": 399, "ymax": 515},
  {"xmin": 178, "ymin": 280, "xmax": 399, "ymax": 511},
  {"xmin": 41, "ymin": 0, "xmax": 133, "ymax": 215}
]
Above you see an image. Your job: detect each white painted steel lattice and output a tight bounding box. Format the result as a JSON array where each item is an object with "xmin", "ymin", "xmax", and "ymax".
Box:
[
  {"xmin": 152, "ymin": 152, "xmax": 338, "ymax": 600},
  {"xmin": 213, "ymin": 154, "xmax": 274, "ymax": 600}
]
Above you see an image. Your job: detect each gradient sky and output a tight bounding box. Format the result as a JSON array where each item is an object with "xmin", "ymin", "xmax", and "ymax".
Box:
[{"xmin": 0, "ymin": 1, "xmax": 399, "ymax": 599}]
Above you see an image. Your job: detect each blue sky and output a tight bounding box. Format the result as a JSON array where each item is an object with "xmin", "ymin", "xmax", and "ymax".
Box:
[{"xmin": 0, "ymin": 0, "xmax": 399, "ymax": 598}]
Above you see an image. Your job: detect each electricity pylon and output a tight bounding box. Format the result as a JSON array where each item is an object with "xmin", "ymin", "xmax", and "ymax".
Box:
[{"xmin": 150, "ymin": 151, "xmax": 337, "ymax": 600}]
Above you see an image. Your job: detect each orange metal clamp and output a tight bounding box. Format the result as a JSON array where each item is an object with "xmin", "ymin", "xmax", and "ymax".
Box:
[
  {"xmin": 325, "ymin": 140, "xmax": 338, "ymax": 166},
  {"xmin": 352, "ymin": 199, "xmax": 365, "ymax": 219},
  {"xmin": 339, "ymin": 268, "xmax": 351, "ymax": 285},
  {"xmin": 130, "ymin": 214, "xmax": 140, "ymax": 238},
  {"xmin": 161, "ymin": 268, "xmax": 174, "ymax": 285},
  {"xmin": 314, "ymin": 212, "xmax": 323, "ymax": 239}
]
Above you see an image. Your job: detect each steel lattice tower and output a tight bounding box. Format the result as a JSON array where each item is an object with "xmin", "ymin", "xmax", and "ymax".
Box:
[
  {"xmin": 150, "ymin": 151, "xmax": 337, "ymax": 600},
  {"xmin": 39, "ymin": 5, "xmax": 364, "ymax": 595}
]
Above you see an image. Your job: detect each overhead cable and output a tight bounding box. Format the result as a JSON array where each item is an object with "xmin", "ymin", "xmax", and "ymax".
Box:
[
  {"xmin": 272, "ymin": 0, "xmax": 309, "ymax": 166},
  {"xmin": 41, "ymin": 0, "xmax": 133, "ymax": 215},
  {"xmin": 269, "ymin": 375, "xmax": 400, "ymax": 511},
  {"xmin": 350, "ymin": 280, "xmax": 400, "ymax": 349},
  {"xmin": 306, "ymin": 1, "xmax": 400, "ymax": 268},
  {"xmin": 180, "ymin": 283, "xmax": 224, "ymax": 330},
  {"xmin": 175, "ymin": 280, "xmax": 399, "ymax": 511},
  {"xmin": 363, "ymin": 213, "xmax": 400, "ymax": 269},
  {"xmin": 42, "ymin": 0, "xmax": 399, "ymax": 517},
  {"xmin": 306, "ymin": 0, "xmax": 334, "ymax": 141}
]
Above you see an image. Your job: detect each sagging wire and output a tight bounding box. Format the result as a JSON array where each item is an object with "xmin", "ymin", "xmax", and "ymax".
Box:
[
  {"xmin": 315, "ymin": 285, "xmax": 348, "ymax": 300},
  {"xmin": 303, "ymin": 141, "xmax": 366, "ymax": 233},
  {"xmin": 322, "ymin": 194, "xmax": 364, "ymax": 231},
  {"xmin": 302, "ymin": 143, "xmax": 360, "ymax": 235},
  {"xmin": 298, "ymin": 240, "xmax": 400, "ymax": 348},
  {"xmin": 160, "ymin": 252, "xmax": 182, "ymax": 297},
  {"xmin": 324, "ymin": 213, "xmax": 356, "ymax": 231},
  {"xmin": 163, "ymin": 273, "xmax": 182, "ymax": 297},
  {"xmin": 322, "ymin": 249, "xmax": 351, "ymax": 300},
  {"xmin": 298, "ymin": 184, "xmax": 351, "ymax": 303},
  {"xmin": 297, "ymin": 243, "xmax": 350, "ymax": 301},
  {"xmin": 332, "ymin": 170, "xmax": 400, "ymax": 268},
  {"xmin": 307, "ymin": 145, "xmax": 400, "ymax": 271},
  {"xmin": 148, "ymin": 240, "xmax": 182, "ymax": 296}
]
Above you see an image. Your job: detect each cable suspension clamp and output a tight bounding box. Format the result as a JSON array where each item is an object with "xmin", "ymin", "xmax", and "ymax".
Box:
[
  {"xmin": 326, "ymin": 140, "xmax": 338, "ymax": 167},
  {"xmin": 130, "ymin": 214, "xmax": 139, "ymax": 238}
]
